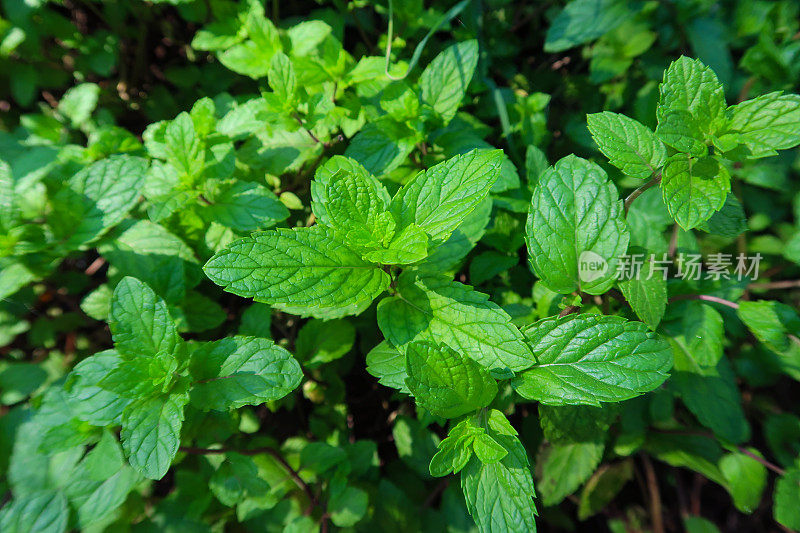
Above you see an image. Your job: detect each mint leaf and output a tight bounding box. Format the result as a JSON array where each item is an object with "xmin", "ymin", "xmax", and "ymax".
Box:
[
  {"xmin": 0, "ymin": 490, "xmax": 68, "ymax": 533},
  {"xmin": 544, "ymin": 0, "xmax": 634, "ymax": 53},
  {"xmin": 204, "ymin": 226, "xmax": 391, "ymax": 318},
  {"xmin": 697, "ymin": 194, "xmax": 747, "ymax": 237},
  {"xmin": 719, "ymin": 451, "xmax": 767, "ymax": 513},
  {"xmin": 738, "ymin": 300, "xmax": 800, "ymax": 354},
  {"xmin": 774, "ymin": 468, "xmax": 800, "ymax": 530},
  {"xmin": 344, "ymin": 119, "xmax": 417, "ymax": 176},
  {"xmin": 664, "ymin": 301, "xmax": 724, "ymax": 367},
  {"xmin": 656, "ymin": 109, "xmax": 708, "ymax": 156},
  {"xmin": 526, "ymin": 155, "xmax": 629, "ymax": 295},
  {"xmin": 312, "ymin": 156, "xmax": 391, "ymax": 224},
  {"xmin": 296, "ymin": 319, "xmax": 355, "ymax": 367},
  {"xmin": 64, "ymin": 350, "xmax": 130, "ymax": 426},
  {"xmin": 109, "ymin": 277, "xmax": 181, "ymax": 359},
  {"xmin": 657, "ymin": 56, "xmax": 726, "ymax": 132},
  {"xmin": 164, "ymin": 112, "xmax": 203, "ymax": 180},
  {"xmin": 268, "ymin": 52, "xmax": 296, "ymax": 103},
  {"xmin": 461, "ymin": 411, "xmax": 537, "ymax": 532},
  {"xmin": 120, "ymin": 393, "xmax": 188, "ymax": 480},
  {"xmin": 189, "ymin": 336, "xmax": 302, "ymax": 410},
  {"xmin": 49, "ymin": 155, "xmax": 148, "ymax": 249},
  {"xmin": 587, "ymin": 111, "xmax": 666, "ymax": 179},
  {"xmin": 725, "ymin": 92, "xmax": 800, "ymax": 158},
  {"xmin": 366, "ymin": 341, "xmax": 409, "ymax": 393},
  {"xmin": 404, "ymin": 342, "xmax": 497, "ymax": 418},
  {"xmin": 377, "ymin": 272, "xmax": 535, "ymax": 374},
  {"xmin": 205, "ymin": 181, "xmax": 288, "ymax": 232},
  {"xmin": 661, "ymin": 154, "xmax": 730, "ymax": 230},
  {"xmin": 537, "ymin": 441, "xmax": 604, "ymax": 505},
  {"xmin": 618, "ymin": 251, "xmax": 668, "ymax": 330},
  {"xmin": 390, "ymin": 149, "xmax": 503, "ymax": 243},
  {"xmin": 419, "ymin": 40, "xmax": 479, "ymax": 124},
  {"xmin": 512, "ymin": 314, "xmax": 672, "ymax": 405}
]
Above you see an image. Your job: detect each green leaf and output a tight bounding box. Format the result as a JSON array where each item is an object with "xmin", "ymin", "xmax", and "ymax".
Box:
[
  {"xmin": 738, "ymin": 300, "xmax": 800, "ymax": 353},
  {"xmin": 189, "ymin": 336, "xmax": 302, "ymax": 410},
  {"xmin": 205, "ymin": 181, "xmax": 288, "ymax": 232},
  {"xmin": 512, "ymin": 314, "xmax": 672, "ymax": 406},
  {"xmin": 577, "ymin": 460, "xmax": 634, "ymax": 520},
  {"xmin": 618, "ymin": 252, "xmax": 667, "ymax": 330},
  {"xmin": 287, "ymin": 20, "xmax": 332, "ymax": 56},
  {"xmin": 670, "ymin": 350, "xmax": 750, "ymax": 444},
  {"xmin": 312, "ymin": 156, "xmax": 391, "ymax": 224},
  {"xmin": 393, "ymin": 415, "xmax": 440, "ymax": 478},
  {"xmin": 50, "ymin": 155, "xmax": 148, "ymax": 249},
  {"xmin": 539, "ymin": 404, "xmax": 618, "ymax": 444},
  {"xmin": 586, "ymin": 111, "xmax": 666, "ymax": 179},
  {"xmin": 683, "ymin": 516, "xmax": 721, "ymax": 533},
  {"xmin": 657, "ymin": 56, "xmax": 726, "ymax": 132},
  {"xmin": 526, "ymin": 154, "xmax": 629, "ymax": 295},
  {"xmin": 774, "ymin": 468, "xmax": 800, "ymax": 530},
  {"xmin": 544, "ymin": 0, "xmax": 635, "ymax": 52},
  {"xmin": 697, "ymin": 194, "xmax": 747, "ymax": 237},
  {"xmin": 204, "ymin": 226, "xmax": 391, "ymax": 318},
  {"xmin": 64, "ymin": 350, "xmax": 130, "ymax": 426},
  {"xmin": 164, "ymin": 112, "xmax": 204, "ymax": 179},
  {"xmin": 268, "ymin": 52, "xmax": 296, "ymax": 103},
  {"xmin": 460, "ymin": 411, "xmax": 537, "ymax": 532},
  {"xmin": 537, "ymin": 441, "xmax": 604, "ymax": 506},
  {"xmin": 725, "ymin": 92, "xmax": 800, "ymax": 158},
  {"xmin": 0, "ymin": 490, "xmax": 68, "ymax": 533},
  {"xmin": 344, "ymin": 119, "xmax": 417, "ymax": 176},
  {"xmin": 656, "ymin": 109, "xmax": 708, "ymax": 156},
  {"xmin": 377, "ymin": 272, "xmax": 534, "ymax": 374},
  {"xmin": 419, "ymin": 40, "xmax": 479, "ymax": 124},
  {"xmin": 120, "ymin": 393, "xmax": 187, "ymax": 480},
  {"xmin": 665, "ymin": 301, "xmax": 724, "ymax": 367},
  {"xmin": 719, "ymin": 451, "xmax": 767, "ymax": 513},
  {"xmin": 390, "ymin": 149, "xmax": 503, "ymax": 243},
  {"xmin": 109, "ymin": 277, "xmax": 180, "ymax": 359},
  {"xmin": 661, "ymin": 154, "xmax": 730, "ymax": 230},
  {"xmin": 366, "ymin": 341, "xmax": 409, "ymax": 393},
  {"xmin": 295, "ymin": 319, "xmax": 355, "ymax": 367},
  {"xmin": 404, "ymin": 341, "xmax": 497, "ymax": 418},
  {"xmin": 58, "ymin": 83, "xmax": 100, "ymax": 127}
]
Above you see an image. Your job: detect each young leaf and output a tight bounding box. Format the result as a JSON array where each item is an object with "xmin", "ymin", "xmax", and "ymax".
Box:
[
  {"xmin": 120, "ymin": 393, "xmax": 187, "ymax": 480},
  {"xmin": 697, "ymin": 194, "xmax": 747, "ymax": 237},
  {"xmin": 109, "ymin": 277, "xmax": 181, "ymax": 359},
  {"xmin": 377, "ymin": 272, "xmax": 535, "ymax": 374},
  {"xmin": 390, "ymin": 149, "xmax": 503, "ymax": 243},
  {"xmin": 725, "ymin": 92, "xmax": 800, "ymax": 158},
  {"xmin": 586, "ymin": 111, "xmax": 666, "ymax": 179},
  {"xmin": 461, "ymin": 412, "xmax": 537, "ymax": 532},
  {"xmin": 656, "ymin": 109, "xmax": 708, "ymax": 156},
  {"xmin": 577, "ymin": 460, "xmax": 634, "ymax": 520},
  {"xmin": 419, "ymin": 40, "xmax": 479, "ymax": 124},
  {"xmin": 657, "ymin": 56, "xmax": 726, "ymax": 132},
  {"xmin": 164, "ymin": 112, "xmax": 203, "ymax": 180},
  {"xmin": 664, "ymin": 301, "xmax": 724, "ymax": 367},
  {"xmin": 526, "ymin": 154, "xmax": 629, "ymax": 295},
  {"xmin": 719, "ymin": 451, "xmax": 767, "ymax": 513},
  {"xmin": 189, "ymin": 336, "xmax": 302, "ymax": 410},
  {"xmin": 512, "ymin": 314, "xmax": 672, "ymax": 406},
  {"xmin": 268, "ymin": 52, "xmax": 296, "ymax": 103},
  {"xmin": 404, "ymin": 342, "xmax": 497, "ymax": 418},
  {"xmin": 661, "ymin": 153, "xmax": 730, "ymax": 230},
  {"xmin": 366, "ymin": 341, "xmax": 409, "ymax": 393},
  {"xmin": 204, "ymin": 226, "xmax": 391, "ymax": 318}
]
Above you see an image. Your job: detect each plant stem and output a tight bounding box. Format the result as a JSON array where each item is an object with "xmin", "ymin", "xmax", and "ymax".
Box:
[
  {"xmin": 668, "ymin": 294, "xmax": 740, "ymax": 310},
  {"xmin": 641, "ymin": 455, "xmax": 664, "ymax": 533},
  {"xmin": 624, "ymin": 174, "xmax": 661, "ymax": 214}
]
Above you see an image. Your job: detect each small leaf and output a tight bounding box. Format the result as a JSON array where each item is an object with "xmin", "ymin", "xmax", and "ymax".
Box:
[
  {"xmin": 618, "ymin": 251, "xmax": 668, "ymax": 330},
  {"xmin": 404, "ymin": 342, "xmax": 497, "ymax": 418},
  {"xmin": 120, "ymin": 393, "xmax": 187, "ymax": 480},
  {"xmin": 774, "ymin": 468, "xmax": 800, "ymax": 530},
  {"xmin": 725, "ymin": 92, "xmax": 800, "ymax": 158},
  {"xmin": 657, "ymin": 56, "xmax": 726, "ymax": 132},
  {"xmin": 661, "ymin": 154, "xmax": 730, "ymax": 230},
  {"xmin": 109, "ymin": 277, "xmax": 180, "ymax": 359},
  {"xmin": 586, "ymin": 111, "xmax": 666, "ymax": 179}
]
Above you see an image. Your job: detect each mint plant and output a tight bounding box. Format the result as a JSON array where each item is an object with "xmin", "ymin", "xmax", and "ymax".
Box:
[{"xmin": 3, "ymin": 1, "xmax": 800, "ymax": 532}]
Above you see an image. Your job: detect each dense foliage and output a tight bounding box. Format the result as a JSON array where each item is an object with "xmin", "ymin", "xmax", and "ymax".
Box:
[{"xmin": 2, "ymin": 0, "xmax": 800, "ymax": 531}]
